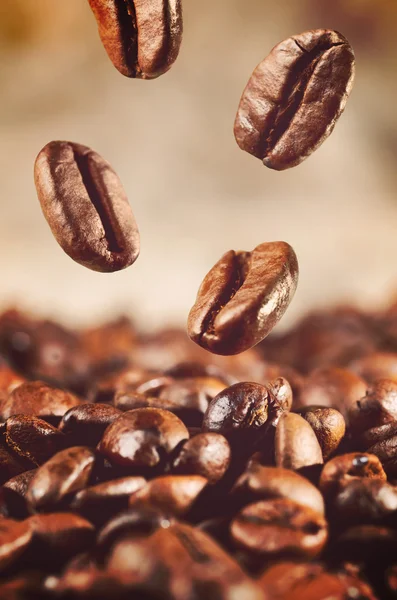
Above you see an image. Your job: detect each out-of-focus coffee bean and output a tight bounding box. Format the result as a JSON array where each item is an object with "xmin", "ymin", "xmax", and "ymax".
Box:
[
  {"xmin": 232, "ymin": 462, "xmax": 325, "ymax": 515},
  {"xmin": 134, "ymin": 375, "xmax": 175, "ymax": 397},
  {"xmin": 165, "ymin": 361, "xmax": 236, "ymax": 386},
  {"xmin": 328, "ymin": 525, "xmax": 397, "ymax": 566},
  {"xmin": 365, "ymin": 431, "xmax": 397, "ymax": 478},
  {"xmin": 188, "ymin": 242, "xmax": 299, "ymax": 355},
  {"xmin": 298, "ymin": 367, "xmax": 367, "ymax": 415},
  {"xmin": 350, "ymin": 352, "xmax": 397, "ymax": 383},
  {"xmin": 275, "ymin": 412, "xmax": 323, "ymax": 470},
  {"xmin": 113, "ymin": 389, "xmax": 154, "ymax": 411},
  {"xmin": 2, "ymin": 470, "xmax": 37, "ymax": 518},
  {"xmin": 70, "ymin": 476, "xmax": 146, "ymax": 526},
  {"xmin": 319, "ymin": 453, "xmax": 386, "ymax": 498},
  {"xmin": 58, "ymin": 403, "xmax": 122, "ymax": 447},
  {"xmin": 0, "ymin": 518, "xmax": 32, "ymax": 573},
  {"xmin": 98, "ymin": 408, "xmax": 189, "ymax": 473},
  {"xmin": 349, "ymin": 379, "xmax": 397, "ymax": 436},
  {"xmin": 298, "ymin": 407, "xmax": 345, "ymax": 459},
  {"xmin": 0, "ymin": 571, "xmax": 45, "ymax": 599},
  {"xmin": 88, "ymin": 366, "xmax": 155, "ymax": 404},
  {"xmin": 1, "ymin": 381, "xmax": 81, "ymax": 425},
  {"xmin": 26, "ymin": 447, "xmax": 95, "ymax": 512},
  {"xmin": 0, "ymin": 444, "xmax": 31, "ymax": 485},
  {"xmin": 0, "ymin": 364, "xmax": 25, "ymax": 408},
  {"xmin": 5, "ymin": 415, "xmax": 65, "ymax": 466},
  {"xmin": 230, "ymin": 498, "xmax": 327, "ymax": 560},
  {"xmin": 128, "ymin": 475, "xmax": 208, "ymax": 517},
  {"xmin": 330, "ymin": 479, "xmax": 397, "ymax": 527},
  {"xmin": 387, "ymin": 565, "xmax": 397, "ymax": 594},
  {"xmin": 81, "ymin": 316, "xmax": 136, "ymax": 370},
  {"xmin": 171, "ymin": 433, "xmax": 231, "ymax": 483}
]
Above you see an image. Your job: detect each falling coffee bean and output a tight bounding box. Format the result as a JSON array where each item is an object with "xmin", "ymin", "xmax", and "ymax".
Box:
[
  {"xmin": 34, "ymin": 141, "xmax": 140, "ymax": 272},
  {"xmin": 234, "ymin": 29, "xmax": 355, "ymax": 170},
  {"xmin": 188, "ymin": 242, "xmax": 298, "ymax": 355}
]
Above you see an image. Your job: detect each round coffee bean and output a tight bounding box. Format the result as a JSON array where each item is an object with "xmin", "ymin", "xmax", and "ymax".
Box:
[
  {"xmin": 275, "ymin": 412, "xmax": 323, "ymax": 470},
  {"xmin": 2, "ymin": 470, "xmax": 37, "ymax": 519},
  {"xmin": 172, "ymin": 433, "xmax": 231, "ymax": 483},
  {"xmin": 319, "ymin": 453, "xmax": 386, "ymax": 498},
  {"xmin": 188, "ymin": 242, "xmax": 298, "ymax": 355},
  {"xmin": 58, "ymin": 403, "xmax": 122, "ymax": 447},
  {"xmin": 298, "ymin": 407, "xmax": 345, "ymax": 459},
  {"xmin": 330, "ymin": 479, "xmax": 397, "ymax": 527},
  {"xmin": 234, "ymin": 29, "xmax": 355, "ymax": 170},
  {"xmin": 5, "ymin": 415, "xmax": 65, "ymax": 466},
  {"xmin": 88, "ymin": 0, "xmax": 183, "ymax": 79},
  {"xmin": 34, "ymin": 141, "xmax": 140, "ymax": 273}
]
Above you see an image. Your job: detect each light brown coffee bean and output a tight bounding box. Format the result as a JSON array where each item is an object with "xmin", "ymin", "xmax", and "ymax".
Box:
[{"xmin": 275, "ymin": 412, "xmax": 323, "ymax": 470}]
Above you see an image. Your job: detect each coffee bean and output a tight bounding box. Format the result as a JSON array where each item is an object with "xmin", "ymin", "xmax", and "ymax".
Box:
[
  {"xmin": 348, "ymin": 379, "xmax": 397, "ymax": 437},
  {"xmin": 5, "ymin": 415, "xmax": 65, "ymax": 466},
  {"xmin": 2, "ymin": 470, "xmax": 37, "ymax": 518},
  {"xmin": 266, "ymin": 377, "xmax": 293, "ymax": 412},
  {"xmin": 234, "ymin": 29, "xmax": 355, "ymax": 170},
  {"xmin": 26, "ymin": 447, "xmax": 96, "ymax": 512},
  {"xmin": 34, "ymin": 141, "xmax": 140, "ymax": 273},
  {"xmin": 230, "ymin": 498, "xmax": 327, "ymax": 560},
  {"xmin": 275, "ymin": 412, "xmax": 323, "ymax": 470},
  {"xmin": 165, "ymin": 361, "xmax": 235, "ymax": 386},
  {"xmin": 0, "ymin": 519, "xmax": 32, "ymax": 573},
  {"xmin": 88, "ymin": 0, "xmax": 183, "ymax": 79},
  {"xmin": 350, "ymin": 352, "xmax": 397, "ymax": 383},
  {"xmin": 58, "ymin": 403, "xmax": 122, "ymax": 447},
  {"xmin": 0, "ymin": 445, "xmax": 31, "ymax": 485},
  {"xmin": 1, "ymin": 381, "xmax": 81, "ymax": 425},
  {"xmin": 330, "ymin": 479, "xmax": 397, "ymax": 527},
  {"xmin": 0, "ymin": 364, "xmax": 24, "ymax": 409},
  {"xmin": 134, "ymin": 374, "xmax": 175, "ymax": 397},
  {"xmin": 319, "ymin": 453, "xmax": 386, "ymax": 498},
  {"xmin": 298, "ymin": 367, "xmax": 367, "ymax": 415},
  {"xmin": 171, "ymin": 433, "xmax": 231, "ymax": 483},
  {"xmin": 98, "ymin": 408, "xmax": 189, "ymax": 472},
  {"xmin": 188, "ymin": 242, "xmax": 298, "ymax": 355},
  {"xmin": 298, "ymin": 407, "xmax": 345, "ymax": 459},
  {"xmin": 328, "ymin": 525, "xmax": 397, "ymax": 566},
  {"xmin": 81, "ymin": 316, "xmax": 136, "ymax": 370}
]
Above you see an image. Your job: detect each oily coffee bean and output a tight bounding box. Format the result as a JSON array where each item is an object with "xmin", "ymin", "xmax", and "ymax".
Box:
[
  {"xmin": 88, "ymin": 0, "xmax": 183, "ymax": 79},
  {"xmin": 171, "ymin": 433, "xmax": 231, "ymax": 483},
  {"xmin": 2, "ymin": 470, "xmax": 37, "ymax": 519},
  {"xmin": 34, "ymin": 141, "xmax": 140, "ymax": 273},
  {"xmin": 319, "ymin": 452, "xmax": 386, "ymax": 498},
  {"xmin": 0, "ymin": 445, "xmax": 31, "ymax": 485},
  {"xmin": 1, "ymin": 381, "xmax": 81, "ymax": 425},
  {"xmin": 275, "ymin": 412, "xmax": 323, "ymax": 470},
  {"xmin": 297, "ymin": 407, "xmax": 345, "ymax": 459},
  {"xmin": 188, "ymin": 242, "xmax": 298, "ymax": 355},
  {"xmin": 329, "ymin": 479, "xmax": 397, "ymax": 527},
  {"xmin": 26, "ymin": 447, "xmax": 96, "ymax": 512},
  {"xmin": 0, "ymin": 519, "xmax": 32, "ymax": 573},
  {"xmin": 4, "ymin": 415, "xmax": 65, "ymax": 466},
  {"xmin": 58, "ymin": 403, "xmax": 122, "ymax": 447},
  {"xmin": 234, "ymin": 29, "xmax": 355, "ymax": 170},
  {"xmin": 230, "ymin": 498, "xmax": 327, "ymax": 560},
  {"xmin": 98, "ymin": 408, "xmax": 189, "ymax": 472}
]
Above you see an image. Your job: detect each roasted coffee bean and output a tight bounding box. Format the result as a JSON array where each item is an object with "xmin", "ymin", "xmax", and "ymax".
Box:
[
  {"xmin": 5, "ymin": 415, "xmax": 65, "ymax": 466},
  {"xmin": 266, "ymin": 377, "xmax": 293, "ymax": 411},
  {"xmin": 232, "ymin": 462, "xmax": 325, "ymax": 515},
  {"xmin": 188, "ymin": 242, "xmax": 298, "ymax": 355},
  {"xmin": 275, "ymin": 412, "xmax": 323, "ymax": 470},
  {"xmin": 349, "ymin": 379, "xmax": 397, "ymax": 437},
  {"xmin": 134, "ymin": 374, "xmax": 175, "ymax": 397},
  {"xmin": 89, "ymin": 366, "xmax": 154, "ymax": 404},
  {"xmin": 34, "ymin": 141, "xmax": 140, "ymax": 273},
  {"xmin": 26, "ymin": 447, "xmax": 95, "ymax": 512},
  {"xmin": 81, "ymin": 316, "xmax": 136, "ymax": 370},
  {"xmin": 2, "ymin": 470, "xmax": 37, "ymax": 519},
  {"xmin": 165, "ymin": 361, "xmax": 235, "ymax": 386},
  {"xmin": 171, "ymin": 433, "xmax": 231, "ymax": 483},
  {"xmin": 330, "ymin": 479, "xmax": 397, "ymax": 527},
  {"xmin": 71, "ymin": 476, "xmax": 146, "ymax": 526},
  {"xmin": 88, "ymin": 0, "xmax": 183, "ymax": 79},
  {"xmin": 98, "ymin": 408, "xmax": 189, "ymax": 472},
  {"xmin": 365, "ymin": 430, "xmax": 397, "ymax": 478},
  {"xmin": 128, "ymin": 475, "xmax": 208, "ymax": 516},
  {"xmin": 234, "ymin": 29, "xmax": 355, "ymax": 170},
  {"xmin": 298, "ymin": 367, "xmax": 367, "ymax": 415},
  {"xmin": 0, "ymin": 364, "xmax": 24, "ymax": 408},
  {"xmin": 58, "ymin": 403, "xmax": 122, "ymax": 447},
  {"xmin": 0, "ymin": 445, "xmax": 31, "ymax": 485},
  {"xmin": 1, "ymin": 381, "xmax": 81, "ymax": 425},
  {"xmin": 350, "ymin": 352, "xmax": 397, "ymax": 383},
  {"xmin": 319, "ymin": 453, "xmax": 386, "ymax": 498},
  {"xmin": 328, "ymin": 525, "xmax": 397, "ymax": 566},
  {"xmin": 298, "ymin": 407, "xmax": 345, "ymax": 459},
  {"xmin": 0, "ymin": 519, "xmax": 32, "ymax": 573},
  {"xmin": 230, "ymin": 498, "xmax": 327, "ymax": 560}
]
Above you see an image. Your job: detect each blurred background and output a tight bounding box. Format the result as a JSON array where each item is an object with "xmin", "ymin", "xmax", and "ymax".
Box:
[{"xmin": 1, "ymin": 0, "xmax": 397, "ymax": 331}]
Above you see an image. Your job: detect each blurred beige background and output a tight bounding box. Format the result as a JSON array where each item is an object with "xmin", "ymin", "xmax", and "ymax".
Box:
[{"xmin": 1, "ymin": 0, "xmax": 397, "ymax": 330}]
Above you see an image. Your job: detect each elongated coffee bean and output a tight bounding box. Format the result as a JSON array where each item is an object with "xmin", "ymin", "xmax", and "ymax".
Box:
[
  {"xmin": 34, "ymin": 141, "xmax": 140, "ymax": 273},
  {"xmin": 188, "ymin": 242, "xmax": 298, "ymax": 355},
  {"xmin": 234, "ymin": 29, "xmax": 355, "ymax": 170},
  {"xmin": 88, "ymin": 0, "xmax": 183, "ymax": 79}
]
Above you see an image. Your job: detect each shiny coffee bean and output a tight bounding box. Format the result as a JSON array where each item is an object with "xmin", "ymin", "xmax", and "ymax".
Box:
[
  {"xmin": 1, "ymin": 381, "xmax": 81, "ymax": 425},
  {"xmin": 0, "ymin": 445, "xmax": 31, "ymax": 485},
  {"xmin": 275, "ymin": 412, "xmax": 323, "ymax": 470},
  {"xmin": 88, "ymin": 0, "xmax": 183, "ymax": 79},
  {"xmin": 5, "ymin": 415, "xmax": 65, "ymax": 466},
  {"xmin": 98, "ymin": 408, "xmax": 189, "ymax": 472},
  {"xmin": 330, "ymin": 479, "xmax": 397, "ymax": 527},
  {"xmin": 26, "ymin": 447, "xmax": 96, "ymax": 512},
  {"xmin": 348, "ymin": 379, "xmax": 397, "ymax": 437},
  {"xmin": 34, "ymin": 141, "xmax": 140, "ymax": 273},
  {"xmin": 2, "ymin": 470, "xmax": 37, "ymax": 519},
  {"xmin": 298, "ymin": 407, "xmax": 345, "ymax": 459},
  {"xmin": 234, "ymin": 29, "xmax": 355, "ymax": 170},
  {"xmin": 172, "ymin": 433, "xmax": 231, "ymax": 483},
  {"xmin": 188, "ymin": 242, "xmax": 298, "ymax": 355},
  {"xmin": 230, "ymin": 498, "xmax": 327, "ymax": 560},
  {"xmin": 134, "ymin": 374, "xmax": 175, "ymax": 397},
  {"xmin": 266, "ymin": 377, "xmax": 293, "ymax": 411},
  {"xmin": 319, "ymin": 453, "xmax": 386, "ymax": 498},
  {"xmin": 58, "ymin": 403, "xmax": 122, "ymax": 447},
  {"xmin": 0, "ymin": 519, "xmax": 32, "ymax": 573}
]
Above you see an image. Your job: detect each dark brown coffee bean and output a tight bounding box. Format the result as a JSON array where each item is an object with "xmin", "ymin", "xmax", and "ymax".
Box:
[
  {"xmin": 365, "ymin": 432, "xmax": 397, "ymax": 478},
  {"xmin": 298, "ymin": 407, "xmax": 345, "ymax": 459},
  {"xmin": 188, "ymin": 242, "xmax": 298, "ymax": 355},
  {"xmin": 328, "ymin": 525, "xmax": 397, "ymax": 566},
  {"xmin": 2, "ymin": 470, "xmax": 37, "ymax": 519},
  {"xmin": 34, "ymin": 141, "xmax": 140, "ymax": 273},
  {"xmin": 0, "ymin": 571, "xmax": 45, "ymax": 599},
  {"xmin": 234, "ymin": 29, "xmax": 355, "ymax": 170},
  {"xmin": 298, "ymin": 367, "xmax": 367, "ymax": 415},
  {"xmin": 81, "ymin": 315, "xmax": 136, "ymax": 370},
  {"xmin": 275, "ymin": 412, "xmax": 323, "ymax": 470},
  {"xmin": 232, "ymin": 462, "xmax": 325, "ymax": 515},
  {"xmin": 58, "ymin": 403, "xmax": 122, "ymax": 447},
  {"xmin": 128, "ymin": 475, "xmax": 207, "ymax": 517},
  {"xmin": 330, "ymin": 479, "xmax": 397, "ymax": 527},
  {"xmin": 172, "ymin": 433, "xmax": 231, "ymax": 483},
  {"xmin": 165, "ymin": 361, "xmax": 235, "ymax": 386},
  {"xmin": 0, "ymin": 519, "xmax": 32, "ymax": 573},
  {"xmin": 265, "ymin": 377, "xmax": 293, "ymax": 412},
  {"xmin": 0, "ymin": 445, "xmax": 30, "ymax": 485},
  {"xmin": 0, "ymin": 364, "xmax": 24, "ymax": 408},
  {"xmin": 230, "ymin": 498, "xmax": 327, "ymax": 560},
  {"xmin": 71, "ymin": 476, "xmax": 146, "ymax": 526},
  {"xmin": 319, "ymin": 453, "xmax": 386, "ymax": 498},
  {"xmin": 98, "ymin": 408, "xmax": 188, "ymax": 472},
  {"xmin": 348, "ymin": 379, "xmax": 397, "ymax": 437},
  {"xmin": 89, "ymin": 367, "xmax": 154, "ymax": 404},
  {"xmin": 26, "ymin": 447, "xmax": 96, "ymax": 512},
  {"xmin": 1, "ymin": 381, "xmax": 81, "ymax": 425},
  {"xmin": 88, "ymin": 0, "xmax": 183, "ymax": 79},
  {"xmin": 5, "ymin": 415, "xmax": 65, "ymax": 466}
]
